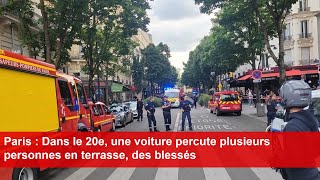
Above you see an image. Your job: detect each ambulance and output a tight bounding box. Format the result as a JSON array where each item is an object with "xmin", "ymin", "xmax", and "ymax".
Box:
[
  {"xmin": 0, "ymin": 49, "xmax": 84, "ymax": 180},
  {"xmin": 208, "ymin": 91, "xmax": 242, "ymax": 116},
  {"xmin": 164, "ymin": 88, "xmax": 183, "ymax": 108}
]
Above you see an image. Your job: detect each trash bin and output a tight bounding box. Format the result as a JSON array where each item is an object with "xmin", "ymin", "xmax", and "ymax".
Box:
[{"xmin": 256, "ymin": 103, "xmax": 266, "ymax": 117}]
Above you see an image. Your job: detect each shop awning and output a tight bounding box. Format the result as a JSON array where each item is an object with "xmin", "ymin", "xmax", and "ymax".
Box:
[
  {"xmin": 302, "ymin": 70, "xmax": 318, "ymax": 75},
  {"xmin": 111, "ymin": 83, "xmax": 131, "ymax": 93},
  {"xmin": 238, "ymin": 75, "xmax": 251, "ymax": 81},
  {"xmin": 286, "ymin": 69, "xmax": 302, "ymax": 76},
  {"xmin": 111, "ymin": 83, "xmax": 124, "ymax": 93}
]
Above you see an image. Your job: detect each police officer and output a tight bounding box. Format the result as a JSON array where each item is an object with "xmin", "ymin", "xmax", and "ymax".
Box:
[
  {"xmin": 179, "ymin": 95, "xmax": 193, "ymax": 131},
  {"xmin": 137, "ymin": 97, "xmax": 144, "ymax": 121},
  {"xmin": 162, "ymin": 96, "xmax": 172, "ymax": 131},
  {"xmin": 279, "ymin": 80, "xmax": 320, "ymax": 180},
  {"xmin": 145, "ymin": 96, "xmax": 159, "ymax": 132}
]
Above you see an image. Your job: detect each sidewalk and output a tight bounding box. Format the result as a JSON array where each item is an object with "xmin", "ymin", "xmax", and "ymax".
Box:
[{"xmin": 241, "ymin": 104, "xmax": 267, "ymax": 123}]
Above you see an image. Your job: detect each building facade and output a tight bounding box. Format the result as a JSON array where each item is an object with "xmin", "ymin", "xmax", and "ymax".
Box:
[
  {"xmin": 67, "ymin": 29, "xmax": 153, "ymax": 103},
  {"xmin": 232, "ymin": 0, "xmax": 320, "ymax": 92}
]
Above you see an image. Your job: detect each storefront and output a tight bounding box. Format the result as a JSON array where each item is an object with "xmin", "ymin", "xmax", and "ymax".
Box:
[{"xmin": 236, "ymin": 65, "xmax": 319, "ymax": 93}]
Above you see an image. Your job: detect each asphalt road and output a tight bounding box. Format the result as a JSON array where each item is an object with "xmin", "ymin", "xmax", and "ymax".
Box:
[{"xmin": 39, "ymin": 106, "xmax": 283, "ymax": 180}]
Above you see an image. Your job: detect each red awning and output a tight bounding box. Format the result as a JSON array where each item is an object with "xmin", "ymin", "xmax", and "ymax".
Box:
[
  {"xmin": 261, "ymin": 73, "xmax": 278, "ymax": 78},
  {"xmin": 301, "ymin": 70, "xmax": 318, "ymax": 75},
  {"xmin": 286, "ymin": 69, "xmax": 302, "ymax": 76},
  {"xmin": 238, "ymin": 75, "xmax": 251, "ymax": 81}
]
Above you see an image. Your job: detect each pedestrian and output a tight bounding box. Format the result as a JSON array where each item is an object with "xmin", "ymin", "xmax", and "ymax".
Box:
[
  {"xmin": 137, "ymin": 97, "xmax": 144, "ymax": 121},
  {"xmin": 179, "ymin": 95, "xmax": 193, "ymax": 131},
  {"xmin": 279, "ymin": 80, "xmax": 320, "ymax": 180},
  {"xmin": 162, "ymin": 96, "xmax": 172, "ymax": 131},
  {"xmin": 248, "ymin": 89, "xmax": 254, "ymax": 107},
  {"xmin": 266, "ymin": 94, "xmax": 277, "ymax": 127},
  {"xmin": 145, "ymin": 96, "xmax": 159, "ymax": 132},
  {"xmin": 192, "ymin": 94, "xmax": 198, "ymax": 109}
]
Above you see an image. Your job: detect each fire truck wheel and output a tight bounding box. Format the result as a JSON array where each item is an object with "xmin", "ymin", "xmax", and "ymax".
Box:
[
  {"xmin": 236, "ymin": 111, "xmax": 241, "ymax": 116},
  {"xmin": 111, "ymin": 121, "xmax": 116, "ymax": 132},
  {"xmin": 12, "ymin": 168, "xmax": 38, "ymax": 180}
]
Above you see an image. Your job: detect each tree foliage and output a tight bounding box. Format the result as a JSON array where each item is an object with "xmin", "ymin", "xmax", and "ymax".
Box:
[
  {"xmin": 142, "ymin": 44, "xmax": 178, "ymax": 95},
  {"xmin": 195, "ymin": 0, "xmax": 299, "ymax": 83}
]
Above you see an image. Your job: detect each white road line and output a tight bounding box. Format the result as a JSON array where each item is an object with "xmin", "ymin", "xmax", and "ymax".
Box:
[
  {"xmin": 154, "ymin": 168, "xmax": 179, "ymax": 180},
  {"xmin": 203, "ymin": 168, "xmax": 232, "ymax": 180},
  {"xmin": 106, "ymin": 168, "xmax": 135, "ymax": 180},
  {"xmin": 251, "ymin": 168, "xmax": 283, "ymax": 180},
  {"xmin": 64, "ymin": 168, "xmax": 96, "ymax": 180},
  {"xmin": 174, "ymin": 112, "xmax": 180, "ymax": 132}
]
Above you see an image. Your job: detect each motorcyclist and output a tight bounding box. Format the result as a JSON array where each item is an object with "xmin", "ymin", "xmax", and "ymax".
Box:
[{"xmin": 279, "ymin": 80, "xmax": 320, "ymax": 180}]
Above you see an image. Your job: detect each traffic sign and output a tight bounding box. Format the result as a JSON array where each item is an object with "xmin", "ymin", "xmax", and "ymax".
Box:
[{"xmin": 252, "ymin": 70, "xmax": 262, "ymax": 80}]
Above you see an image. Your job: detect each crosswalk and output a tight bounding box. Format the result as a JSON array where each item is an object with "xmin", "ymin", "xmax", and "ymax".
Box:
[{"xmin": 40, "ymin": 167, "xmax": 283, "ymax": 180}]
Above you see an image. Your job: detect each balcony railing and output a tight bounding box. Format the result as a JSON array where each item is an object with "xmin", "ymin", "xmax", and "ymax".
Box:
[
  {"xmin": 299, "ymin": 33, "xmax": 312, "ymax": 39},
  {"xmin": 284, "ymin": 35, "xmax": 292, "ymax": 41},
  {"xmin": 298, "ymin": 7, "xmax": 310, "ymax": 12}
]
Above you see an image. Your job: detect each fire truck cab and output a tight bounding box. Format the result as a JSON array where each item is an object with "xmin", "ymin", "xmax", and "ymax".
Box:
[
  {"xmin": 0, "ymin": 49, "xmax": 82, "ymax": 179},
  {"xmin": 208, "ymin": 91, "xmax": 242, "ymax": 116}
]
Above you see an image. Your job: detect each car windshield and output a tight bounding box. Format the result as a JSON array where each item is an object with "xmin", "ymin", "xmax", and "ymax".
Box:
[
  {"xmin": 221, "ymin": 94, "xmax": 238, "ymax": 101},
  {"xmin": 165, "ymin": 92, "xmax": 179, "ymax": 98},
  {"xmin": 129, "ymin": 102, "xmax": 137, "ymax": 109}
]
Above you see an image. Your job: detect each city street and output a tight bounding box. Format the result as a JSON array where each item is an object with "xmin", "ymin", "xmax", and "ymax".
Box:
[{"xmin": 38, "ymin": 105, "xmax": 283, "ymax": 180}]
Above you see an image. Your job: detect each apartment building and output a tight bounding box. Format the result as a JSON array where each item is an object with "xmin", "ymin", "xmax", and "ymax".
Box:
[{"xmin": 67, "ymin": 29, "xmax": 153, "ymax": 102}]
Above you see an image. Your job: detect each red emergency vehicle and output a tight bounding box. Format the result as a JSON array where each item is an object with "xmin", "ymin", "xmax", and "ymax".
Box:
[
  {"xmin": 86, "ymin": 101, "xmax": 115, "ymax": 132},
  {"xmin": 0, "ymin": 49, "xmax": 82, "ymax": 179},
  {"xmin": 208, "ymin": 91, "xmax": 242, "ymax": 116}
]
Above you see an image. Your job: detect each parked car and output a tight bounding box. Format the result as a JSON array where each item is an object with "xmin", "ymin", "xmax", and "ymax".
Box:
[
  {"xmin": 90, "ymin": 102, "xmax": 115, "ymax": 132},
  {"xmin": 111, "ymin": 104, "xmax": 133, "ymax": 127},
  {"xmin": 125, "ymin": 101, "xmax": 138, "ymax": 119}
]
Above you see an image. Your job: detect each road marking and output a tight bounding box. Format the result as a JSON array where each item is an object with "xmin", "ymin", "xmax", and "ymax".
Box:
[
  {"xmin": 106, "ymin": 168, "xmax": 135, "ymax": 180},
  {"xmin": 64, "ymin": 168, "xmax": 96, "ymax": 180},
  {"xmin": 174, "ymin": 112, "xmax": 180, "ymax": 132},
  {"xmin": 203, "ymin": 168, "xmax": 232, "ymax": 180},
  {"xmin": 251, "ymin": 168, "xmax": 282, "ymax": 180},
  {"xmin": 154, "ymin": 168, "xmax": 179, "ymax": 180}
]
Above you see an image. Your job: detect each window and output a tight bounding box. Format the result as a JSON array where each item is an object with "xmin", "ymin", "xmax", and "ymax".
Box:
[
  {"xmin": 221, "ymin": 94, "xmax": 239, "ymax": 101},
  {"xmin": 58, "ymin": 80, "xmax": 73, "ymax": 110},
  {"xmin": 103, "ymin": 105, "xmax": 110, "ymax": 115},
  {"xmin": 97, "ymin": 105, "xmax": 104, "ymax": 115},
  {"xmin": 301, "ymin": 47, "xmax": 310, "ymax": 61},
  {"xmin": 284, "ymin": 50, "xmax": 293, "ymax": 65},
  {"xmin": 92, "ymin": 105, "xmax": 99, "ymax": 116},
  {"xmin": 300, "ymin": 20, "xmax": 309, "ymax": 38},
  {"xmin": 284, "ymin": 23, "xmax": 291, "ymax": 40},
  {"xmin": 76, "ymin": 84, "xmax": 87, "ymax": 105},
  {"xmin": 79, "ymin": 45, "xmax": 84, "ymax": 56},
  {"xmin": 299, "ymin": 0, "xmax": 309, "ymax": 11}
]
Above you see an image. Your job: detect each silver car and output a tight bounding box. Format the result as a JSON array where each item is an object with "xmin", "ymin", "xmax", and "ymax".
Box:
[
  {"xmin": 111, "ymin": 104, "xmax": 133, "ymax": 127},
  {"xmin": 125, "ymin": 101, "xmax": 138, "ymax": 119}
]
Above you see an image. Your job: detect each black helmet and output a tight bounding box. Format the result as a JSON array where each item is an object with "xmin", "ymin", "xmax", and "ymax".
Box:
[{"xmin": 279, "ymin": 80, "xmax": 311, "ymax": 109}]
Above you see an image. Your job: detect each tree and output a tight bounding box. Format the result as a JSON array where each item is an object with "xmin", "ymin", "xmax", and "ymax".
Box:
[
  {"xmin": 142, "ymin": 44, "xmax": 178, "ymax": 96},
  {"xmin": 132, "ymin": 56, "xmax": 144, "ymax": 94},
  {"xmin": 156, "ymin": 42, "xmax": 171, "ymax": 58},
  {"xmin": 38, "ymin": 0, "xmax": 89, "ymax": 68},
  {"xmin": 195, "ymin": 0, "xmax": 299, "ymax": 83}
]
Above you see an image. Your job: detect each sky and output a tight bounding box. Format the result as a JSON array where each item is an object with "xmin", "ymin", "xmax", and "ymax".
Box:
[{"xmin": 147, "ymin": 0, "xmax": 213, "ymax": 73}]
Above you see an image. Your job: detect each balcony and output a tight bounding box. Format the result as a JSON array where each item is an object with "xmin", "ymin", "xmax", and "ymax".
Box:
[
  {"xmin": 298, "ymin": 7, "xmax": 310, "ymax": 12},
  {"xmin": 299, "ymin": 33, "xmax": 312, "ymax": 39}
]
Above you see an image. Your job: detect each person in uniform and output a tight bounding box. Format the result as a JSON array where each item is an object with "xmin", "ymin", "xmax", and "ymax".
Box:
[
  {"xmin": 162, "ymin": 96, "xmax": 172, "ymax": 131},
  {"xmin": 137, "ymin": 97, "xmax": 144, "ymax": 121},
  {"xmin": 145, "ymin": 96, "xmax": 159, "ymax": 132},
  {"xmin": 179, "ymin": 95, "xmax": 193, "ymax": 131}
]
